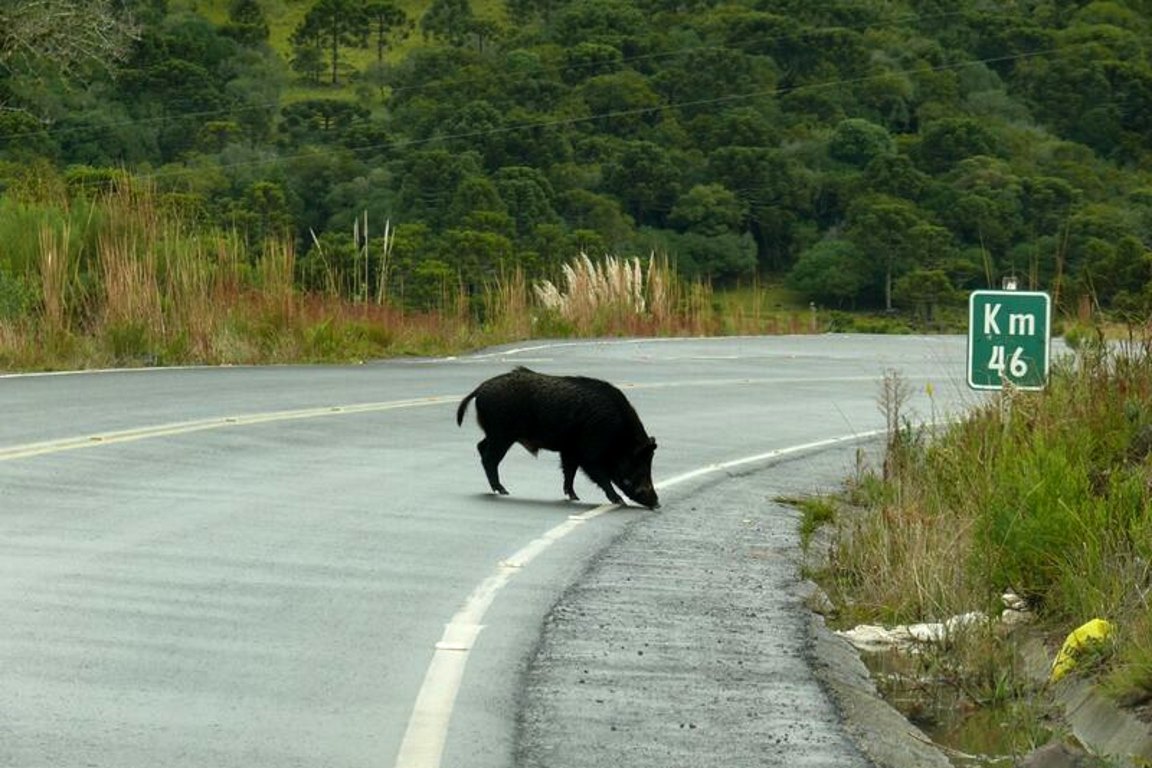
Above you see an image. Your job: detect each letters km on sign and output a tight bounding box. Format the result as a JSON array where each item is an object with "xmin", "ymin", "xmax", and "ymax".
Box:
[{"xmin": 967, "ymin": 290, "xmax": 1051, "ymax": 391}]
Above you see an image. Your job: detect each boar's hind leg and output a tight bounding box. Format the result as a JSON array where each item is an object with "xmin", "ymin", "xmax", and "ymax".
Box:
[
  {"xmin": 561, "ymin": 452, "xmax": 580, "ymax": 501},
  {"xmin": 478, "ymin": 437, "xmax": 512, "ymax": 495}
]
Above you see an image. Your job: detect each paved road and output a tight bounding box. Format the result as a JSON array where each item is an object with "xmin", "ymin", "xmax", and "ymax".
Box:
[{"xmin": 0, "ymin": 336, "xmax": 977, "ymax": 768}]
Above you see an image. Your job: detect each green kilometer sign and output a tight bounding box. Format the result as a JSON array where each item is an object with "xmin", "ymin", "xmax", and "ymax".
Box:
[{"xmin": 967, "ymin": 290, "xmax": 1051, "ymax": 390}]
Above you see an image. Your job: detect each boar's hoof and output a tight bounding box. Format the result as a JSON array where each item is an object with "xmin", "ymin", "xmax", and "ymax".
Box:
[{"xmin": 492, "ymin": 484, "xmax": 509, "ymax": 495}]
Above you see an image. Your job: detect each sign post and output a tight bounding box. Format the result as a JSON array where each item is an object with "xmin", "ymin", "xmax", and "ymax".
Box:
[{"xmin": 967, "ymin": 290, "xmax": 1051, "ymax": 391}]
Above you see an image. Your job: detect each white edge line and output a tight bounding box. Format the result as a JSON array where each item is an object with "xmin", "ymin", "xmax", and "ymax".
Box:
[{"xmin": 392, "ymin": 427, "xmax": 890, "ymax": 768}]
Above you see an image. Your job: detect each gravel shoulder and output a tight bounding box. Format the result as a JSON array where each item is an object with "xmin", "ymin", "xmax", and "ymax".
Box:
[{"xmin": 515, "ymin": 443, "xmax": 949, "ymax": 768}]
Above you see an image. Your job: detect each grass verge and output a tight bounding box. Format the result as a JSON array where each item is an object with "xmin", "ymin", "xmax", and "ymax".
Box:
[{"xmin": 802, "ymin": 336, "xmax": 1152, "ymax": 761}]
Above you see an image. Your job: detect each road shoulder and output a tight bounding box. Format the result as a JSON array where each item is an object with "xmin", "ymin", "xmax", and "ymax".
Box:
[{"xmin": 516, "ymin": 444, "xmax": 951, "ymax": 767}]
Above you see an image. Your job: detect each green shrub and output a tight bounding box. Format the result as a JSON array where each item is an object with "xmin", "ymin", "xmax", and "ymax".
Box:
[{"xmin": 0, "ymin": 269, "xmax": 36, "ymax": 320}]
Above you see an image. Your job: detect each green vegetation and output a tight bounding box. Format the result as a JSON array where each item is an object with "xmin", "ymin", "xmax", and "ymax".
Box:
[
  {"xmin": 2, "ymin": 0, "xmax": 1152, "ymax": 341},
  {"xmin": 808, "ymin": 340, "xmax": 1152, "ymax": 756},
  {"xmin": 791, "ymin": 495, "xmax": 837, "ymax": 550},
  {"xmin": 3, "ymin": 1, "xmax": 1150, "ymax": 755},
  {"xmin": 0, "ymin": 175, "xmax": 823, "ymax": 369}
]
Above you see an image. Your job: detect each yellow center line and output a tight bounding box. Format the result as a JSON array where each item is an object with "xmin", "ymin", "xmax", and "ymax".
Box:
[
  {"xmin": 0, "ymin": 397, "xmax": 455, "ymax": 462},
  {"xmin": 0, "ymin": 373, "xmax": 902, "ymax": 463}
]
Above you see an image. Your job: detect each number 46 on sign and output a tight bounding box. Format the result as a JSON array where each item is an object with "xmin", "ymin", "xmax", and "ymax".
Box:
[{"xmin": 967, "ymin": 290, "xmax": 1051, "ymax": 391}]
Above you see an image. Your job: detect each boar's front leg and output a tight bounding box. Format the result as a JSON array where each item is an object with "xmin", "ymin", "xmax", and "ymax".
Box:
[
  {"xmin": 478, "ymin": 436, "xmax": 512, "ymax": 495},
  {"xmin": 582, "ymin": 462, "xmax": 624, "ymax": 505},
  {"xmin": 561, "ymin": 451, "xmax": 580, "ymax": 501}
]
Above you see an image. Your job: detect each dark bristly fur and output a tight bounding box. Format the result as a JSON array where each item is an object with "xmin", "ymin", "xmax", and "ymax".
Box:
[{"xmin": 456, "ymin": 367, "xmax": 659, "ymax": 508}]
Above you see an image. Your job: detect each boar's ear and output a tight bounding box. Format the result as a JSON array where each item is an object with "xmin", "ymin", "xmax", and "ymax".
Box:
[{"xmin": 642, "ymin": 436, "xmax": 657, "ymax": 455}]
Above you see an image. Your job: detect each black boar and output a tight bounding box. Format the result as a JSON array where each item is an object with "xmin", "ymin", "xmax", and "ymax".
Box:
[{"xmin": 456, "ymin": 367, "xmax": 659, "ymax": 508}]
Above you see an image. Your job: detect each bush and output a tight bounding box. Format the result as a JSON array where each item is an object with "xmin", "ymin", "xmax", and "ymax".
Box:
[
  {"xmin": 820, "ymin": 341, "xmax": 1152, "ymax": 705},
  {"xmin": 0, "ymin": 269, "xmax": 36, "ymax": 320}
]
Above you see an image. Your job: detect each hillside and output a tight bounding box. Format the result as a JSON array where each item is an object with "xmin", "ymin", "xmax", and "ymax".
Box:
[{"xmin": 2, "ymin": 0, "xmax": 1152, "ymax": 316}]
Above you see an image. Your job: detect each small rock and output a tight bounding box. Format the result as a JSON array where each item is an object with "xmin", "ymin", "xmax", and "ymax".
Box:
[{"xmin": 1016, "ymin": 740, "xmax": 1092, "ymax": 768}]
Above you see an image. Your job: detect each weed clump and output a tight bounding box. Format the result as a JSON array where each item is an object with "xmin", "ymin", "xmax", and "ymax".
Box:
[{"xmin": 814, "ymin": 341, "xmax": 1152, "ymax": 722}]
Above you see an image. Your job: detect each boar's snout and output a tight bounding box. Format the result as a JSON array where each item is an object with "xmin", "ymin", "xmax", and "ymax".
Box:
[
  {"xmin": 634, "ymin": 487, "xmax": 660, "ymax": 509},
  {"xmin": 617, "ymin": 477, "xmax": 659, "ymax": 509}
]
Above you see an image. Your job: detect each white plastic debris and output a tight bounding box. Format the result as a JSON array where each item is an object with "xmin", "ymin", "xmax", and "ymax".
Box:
[
  {"xmin": 836, "ymin": 612, "xmax": 988, "ymax": 653},
  {"xmin": 835, "ymin": 591, "xmax": 1034, "ymax": 653}
]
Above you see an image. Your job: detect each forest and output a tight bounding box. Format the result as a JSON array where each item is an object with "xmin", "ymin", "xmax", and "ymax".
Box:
[{"xmin": 2, "ymin": 0, "xmax": 1152, "ymax": 320}]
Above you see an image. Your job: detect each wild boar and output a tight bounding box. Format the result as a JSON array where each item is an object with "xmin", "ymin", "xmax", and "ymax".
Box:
[{"xmin": 456, "ymin": 367, "xmax": 659, "ymax": 508}]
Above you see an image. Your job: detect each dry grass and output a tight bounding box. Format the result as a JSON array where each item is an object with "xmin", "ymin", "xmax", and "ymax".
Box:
[
  {"xmin": 826, "ymin": 493, "xmax": 980, "ymax": 626},
  {"xmin": 534, "ymin": 252, "xmax": 646, "ymax": 327},
  {"xmin": 0, "ymin": 180, "xmax": 488, "ymax": 368},
  {"xmin": 37, "ymin": 222, "xmax": 71, "ymax": 333},
  {"xmin": 1, "ymin": 179, "xmax": 823, "ymax": 370},
  {"xmin": 814, "ymin": 346, "xmax": 1152, "ymax": 709},
  {"xmin": 533, "ymin": 252, "xmax": 715, "ymax": 336},
  {"xmin": 484, "ymin": 264, "xmax": 532, "ymax": 340}
]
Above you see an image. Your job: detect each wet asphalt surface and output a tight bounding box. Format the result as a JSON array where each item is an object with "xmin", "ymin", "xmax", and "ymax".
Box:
[{"xmin": 0, "ymin": 336, "xmax": 978, "ymax": 768}]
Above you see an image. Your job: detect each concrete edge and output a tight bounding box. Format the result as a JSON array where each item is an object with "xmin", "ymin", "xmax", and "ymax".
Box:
[
  {"xmin": 1021, "ymin": 638, "xmax": 1152, "ymax": 764},
  {"xmin": 797, "ymin": 445, "xmax": 1152, "ymax": 768},
  {"xmin": 791, "ymin": 443, "xmax": 952, "ymax": 768},
  {"xmin": 802, "ymin": 587, "xmax": 954, "ymax": 768}
]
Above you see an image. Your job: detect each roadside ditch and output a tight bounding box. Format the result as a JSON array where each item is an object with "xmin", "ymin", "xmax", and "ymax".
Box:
[{"xmin": 800, "ymin": 483, "xmax": 1152, "ymax": 768}]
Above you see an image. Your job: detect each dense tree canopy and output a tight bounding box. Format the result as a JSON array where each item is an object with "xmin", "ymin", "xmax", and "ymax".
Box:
[{"xmin": 2, "ymin": 0, "xmax": 1152, "ymax": 316}]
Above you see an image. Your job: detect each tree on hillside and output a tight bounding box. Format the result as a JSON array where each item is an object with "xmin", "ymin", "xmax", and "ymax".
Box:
[
  {"xmin": 669, "ymin": 184, "xmax": 746, "ymax": 236},
  {"xmin": 291, "ymin": 44, "xmax": 326, "ymax": 84},
  {"xmin": 914, "ymin": 117, "xmax": 1000, "ymax": 174},
  {"xmin": 396, "ymin": 149, "xmax": 485, "ymax": 227},
  {"xmin": 601, "ymin": 140, "xmax": 683, "ymax": 226},
  {"xmin": 828, "ymin": 118, "xmax": 894, "ymax": 167},
  {"xmin": 893, "ymin": 268, "xmax": 958, "ymax": 321},
  {"xmin": 552, "ymin": 0, "xmax": 648, "ymax": 49},
  {"xmin": 788, "ymin": 239, "xmax": 865, "ymax": 308},
  {"xmin": 707, "ymin": 146, "xmax": 813, "ymax": 272},
  {"xmin": 847, "ymin": 195, "xmax": 949, "ymax": 311},
  {"xmin": 421, "ymin": 0, "xmax": 474, "ymax": 47},
  {"xmin": 468, "ymin": 18, "xmax": 504, "ymax": 52},
  {"xmin": 280, "ymin": 99, "xmax": 370, "ymax": 145},
  {"xmin": 579, "ymin": 71, "xmax": 663, "ymax": 137},
  {"xmin": 364, "ymin": 1, "xmax": 410, "ymax": 62},
  {"xmin": 492, "ymin": 166, "xmax": 559, "ymax": 236},
  {"xmin": 506, "ymin": 0, "xmax": 562, "ymax": 26},
  {"xmin": 223, "ymin": 0, "xmax": 270, "ymax": 46},
  {"xmin": 116, "ymin": 16, "xmax": 240, "ymax": 162},
  {"xmin": 1013, "ymin": 20, "xmax": 1152, "ymax": 159},
  {"xmin": 292, "ymin": 0, "xmax": 371, "ymax": 85}
]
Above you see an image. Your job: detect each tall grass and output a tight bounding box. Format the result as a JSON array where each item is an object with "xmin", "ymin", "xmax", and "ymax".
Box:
[
  {"xmin": 0, "ymin": 181, "xmax": 483, "ymax": 368},
  {"xmin": 38, "ymin": 222, "xmax": 73, "ymax": 333},
  {"xmin": 820, "ymin": 338, "xmax": 1152, "ymax": 707},
  {"xmin": 532, "ymin": 252, "xmax": 716, "ymax": 336},
  {"xmin": 484, "ymin": 264, "xmax": 532, "ymax": 340},
  {"xmin": 0, "ymin": 178, "xmax": 825, "ymax": 370}
]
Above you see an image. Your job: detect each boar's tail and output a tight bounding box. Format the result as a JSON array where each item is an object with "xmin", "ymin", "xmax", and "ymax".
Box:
[{"xmin": 456, "ymin": 389, "xmax": 478, "ymax": 426}]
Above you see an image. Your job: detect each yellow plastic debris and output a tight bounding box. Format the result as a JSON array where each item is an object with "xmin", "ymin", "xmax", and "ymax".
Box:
[{"xmin": 1049, "ymin": 618, "xmax": 1114, "ymax": 683}]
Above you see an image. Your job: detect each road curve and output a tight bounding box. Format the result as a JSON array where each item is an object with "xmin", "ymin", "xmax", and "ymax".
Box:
[{"xmin": 0, "ymin": 335, "xmax": 976, "ymax": 768}]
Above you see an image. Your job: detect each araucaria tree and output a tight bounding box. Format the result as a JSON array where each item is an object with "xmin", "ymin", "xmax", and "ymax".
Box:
[
  {"xmin": 365, "ymin": 1, "xmax": 409, "ymax": 63},
  {"xmin": 421, "ymin": 0, "xmax": 474, "ymax": 47},
  {"xmin": 292, "ymin": 0, "xmax": 370, "ymax": 85}
]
